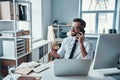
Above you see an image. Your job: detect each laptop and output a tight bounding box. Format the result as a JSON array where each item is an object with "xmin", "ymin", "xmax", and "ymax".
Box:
[{"xmin": 54, "ymin": 59, "xmax": 92, "ymax": 76}]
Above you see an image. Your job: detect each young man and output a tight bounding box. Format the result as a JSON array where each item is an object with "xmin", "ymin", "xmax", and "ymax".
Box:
[{"xmin": 52, "ymin": 18, "xmax": 93, "ymax": 59}]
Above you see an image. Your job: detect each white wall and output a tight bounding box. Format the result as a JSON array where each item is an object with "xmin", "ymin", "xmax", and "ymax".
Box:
[
  {"xmin": 30, "ymin": 0, "xmax": 51, "ymax": 40},
  {"xmin": 31, "ymin": 0, "xmax": 78, "ymax": 39},
  {"xmin": 41, "ymin": 0, "xmax": 51, "ymax": 39},
  {"xmin": 51, "ymin": 0, "xmax": 79, "ymax": 23},
  {"xmin": 30, "ymin": 0, "xmax": 42, "ymax": 41}
]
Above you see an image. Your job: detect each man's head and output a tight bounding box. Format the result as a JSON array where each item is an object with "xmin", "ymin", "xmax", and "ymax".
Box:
[{"xmin": 71, "ymin": 18, "xmax": 86, "ymax": 36}]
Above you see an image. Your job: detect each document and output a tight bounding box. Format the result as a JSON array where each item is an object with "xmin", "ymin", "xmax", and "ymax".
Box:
[
  {"xmin": 15, "ymin": 66, "xmax": 32, "ymax": 75},
  {"xmin": 15, "ymin": 61, "xmax": 40, "ymax": 75}
]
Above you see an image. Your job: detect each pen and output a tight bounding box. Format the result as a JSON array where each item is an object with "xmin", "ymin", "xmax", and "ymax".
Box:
[
  {"xmin": 34, "ymin": 64, "xmax": 41, "ymax": 68},
  {"xmin": 38, "ymin": 67, "xmax": 50, "ymax": 73}
]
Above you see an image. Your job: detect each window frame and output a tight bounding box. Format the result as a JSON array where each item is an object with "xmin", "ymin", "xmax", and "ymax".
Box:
[{"xmin": 79, "ymin": 0, "xmax": 118, "ymax": 34}]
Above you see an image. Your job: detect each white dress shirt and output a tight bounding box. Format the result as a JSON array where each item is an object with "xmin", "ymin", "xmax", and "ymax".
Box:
[{"xmin": 57, "ymin": 36, "xmax": 93, "ymax": 59}]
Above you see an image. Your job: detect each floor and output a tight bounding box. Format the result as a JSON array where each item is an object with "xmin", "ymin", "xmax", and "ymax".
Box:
[
  {"xmin": 0, "ymin": 73, "xmax": 3, "ymax": 80},
  {"xmin": 0, "ymin": 77, "xmax": 3, "ymax": 80}
]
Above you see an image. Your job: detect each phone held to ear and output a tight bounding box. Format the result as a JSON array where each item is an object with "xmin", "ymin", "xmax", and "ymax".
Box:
[
  {"xmin": 80, "ymin": 28, "xmax": 85, "ymax": 34},
  {"xmin": 76, "ymin": 28, "xmax": 85, "ymax": 39},
  {"xmin": 76, "ymin": 28, "xmax": 85, "ymax": 35}
]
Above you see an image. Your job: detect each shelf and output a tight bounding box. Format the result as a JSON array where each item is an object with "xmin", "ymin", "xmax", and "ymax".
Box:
[
  {"xmin": 0, "ymin": 35, "xmax": 31, "ymax": 39},
  {"xmin": 0, "ymin": 52, "xmax": 31, "ymax": 60},
  {"xmin": 0, "ymin": 20, "xmax": 15, "ymax": 22},
  {"xmin": 52, "ymin": 24, "xmax": 71, "ymax": 38},
  {"xmin": 15, "ymin": 0, "xmax": 31, "ymax": 4},
  {"xmin": 0, "ymin": 36, "xmax": 16, "ymax": 39},
  {"xmin": 52, "ymin": 24, "xmax": 71, "ymax": 27},
  {"xmin": 17, "ymin": 35, "xmax": 31, "ymax": 38},
  {"xmin": 32, "ymin": 40, "xmax": 51, "ymax": 49},
  {"xmin": 0, "ymin": 0, "xmax": 32, "ymax": 67},
  {"xmin": 0, "ymin": 0, "xmax": 32, "ymax": 77},
  {"xmin": 0, "ymin": 20, "xmax": 31, "ymax": 22},
  {"xmin": 17, "ymin": 52, "xmax": 31, "ymax": 59},
  {"xmin": 0, "ymin": 56, "xmax": 16, "ymax": 60}
]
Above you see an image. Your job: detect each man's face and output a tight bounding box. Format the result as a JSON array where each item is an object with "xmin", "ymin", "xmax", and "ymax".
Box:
[{"xmin": 71, "ymin": 22, "xmax": 83, "ymax": 36}]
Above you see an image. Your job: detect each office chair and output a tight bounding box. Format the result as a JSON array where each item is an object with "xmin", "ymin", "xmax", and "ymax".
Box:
[
  {"xmin": 47, "ymin": 26, "xmax": 60, "ymax": 61},
  {"xmin": 66, "ymin": 30, "xmax": 71, "ymax": 36},
  {"xmin": 47, "ymin": 26, "xmax": 60, "ymax": 50}
]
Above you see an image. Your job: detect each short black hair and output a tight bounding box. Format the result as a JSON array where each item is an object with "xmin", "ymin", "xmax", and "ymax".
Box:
[{"xmin": 73, "ymin": 18, "xmax": 86, "ymax": 28}]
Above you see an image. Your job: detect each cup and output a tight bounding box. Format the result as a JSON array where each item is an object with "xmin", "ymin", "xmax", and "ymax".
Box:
[
  {"xmin": 108, "ymin": 29, "xmax": 117, "ymax": 34},
  {"xmin": 8, "ymin": 65, "xmax": 16, "ymax": 80}
]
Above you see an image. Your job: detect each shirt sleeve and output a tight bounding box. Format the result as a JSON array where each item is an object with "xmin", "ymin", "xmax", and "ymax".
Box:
[
  {"xmin": 57, "ymin": 39, "xmax": 66, "ymax": 58},
  {"xmin": 81, "ymin": 41, "xmax": 93, "ymax": 59}
]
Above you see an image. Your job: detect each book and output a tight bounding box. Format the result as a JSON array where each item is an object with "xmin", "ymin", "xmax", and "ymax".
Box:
[
  {"xmin": 15, "ymin": 66, "xmax": 32, "ymax": 75},
  {"xmin": 17, "ymin": 75, "xmax": 41, "ymax": 80},
  {"xmin": 19, "ymin": 4, "xmax": 27, "ymax": 20}
]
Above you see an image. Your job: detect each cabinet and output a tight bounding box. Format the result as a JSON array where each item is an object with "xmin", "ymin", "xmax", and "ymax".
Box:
[
  {"xmin": 0, "ymin": 0, "xmax": 32, "ymax": 76},
  {"xmin": 53, "ymin": 24, "xmax": 71, "ymax": 38}
]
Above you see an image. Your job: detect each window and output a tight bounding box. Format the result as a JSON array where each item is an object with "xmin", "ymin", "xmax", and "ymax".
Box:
[{"xmin": 80, "ymin": 0, "xmax": 117, "ymax": 34}]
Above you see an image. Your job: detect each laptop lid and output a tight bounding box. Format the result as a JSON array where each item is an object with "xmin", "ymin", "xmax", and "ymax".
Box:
[{"xmin": 54, "ymin": 59, "xmax": 92, "ymax": 76}]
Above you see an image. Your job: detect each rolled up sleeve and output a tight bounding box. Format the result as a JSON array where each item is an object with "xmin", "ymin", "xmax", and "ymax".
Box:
[
  {"xmin": 81, "ymin": 41, "xmax": 93, "ymax": 59},
  {"xmin": 57, "ymin": 39, "xmax": 66, "ymax": 58}
]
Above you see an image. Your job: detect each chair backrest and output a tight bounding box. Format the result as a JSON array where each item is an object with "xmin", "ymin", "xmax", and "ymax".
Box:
[
  {"xmin": 47, "ymin": 26, "xmax": 59, "ymax": 50},
  {"xmin": 66, "ymin": 30, "xmax": 71, "ymax": 36}
]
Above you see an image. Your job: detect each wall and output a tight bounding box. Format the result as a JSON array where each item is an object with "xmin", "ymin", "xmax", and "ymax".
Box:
[
  {"xmin": 41, "ymin": 0, "xmax": 51, "ymax": 39},
  {"xmin": 31, "ymin": 0, "xmax": 88, "ymax": 39},
  {"xmin": 30, "ymin": 0, "xmax": 42, "ymax": 41},
  {"xmin": 30, "ymin": 0, "xmax": 51, "ymax": 40},
  {"xmin": 51, "ymin": 0, "xmax": 79, "ymax": 23}
]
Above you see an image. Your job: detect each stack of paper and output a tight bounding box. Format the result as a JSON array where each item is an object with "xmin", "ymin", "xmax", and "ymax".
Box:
[
  {"xmin": 1, "ymin": 30, "xmax": 23, "ymax": 37},
  {"xmin": 15, "ymin": 61, "xmax": 40, "ymax": 75},
  {"xmin": 15, "ymin": 66, "xmax": 32, "ymax": 75}
]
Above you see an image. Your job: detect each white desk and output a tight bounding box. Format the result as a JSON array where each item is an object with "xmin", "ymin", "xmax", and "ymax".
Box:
[{"xmin": 3, "ymin": 61, "xmax": 118, "ymax": 80}]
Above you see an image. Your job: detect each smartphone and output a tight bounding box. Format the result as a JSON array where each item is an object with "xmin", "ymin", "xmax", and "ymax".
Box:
[
  {"xmin": 76, "ymin": 28, "xmax": 85, "ymax": 39},
  {"xmin": 80, "ymin": 28, "xmax": 85, "ymax": 34}
]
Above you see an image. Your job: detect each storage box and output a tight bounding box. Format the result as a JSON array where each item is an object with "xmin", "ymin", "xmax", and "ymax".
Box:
[
  {"xmin": 0, "ymin": 1, "xmax": 14, "ymax": 20},
  {"xmin": 2, "ymin": 39, "xmax": 25, "ymax": 58},
  {"xmin": 0, "ymin": 1, "xmax": 19, "ymax": 20},
  {"xmin": 3, "ymin": 40, "xmax": 16, "ymax": 58},
  {"xmin": 23, "ymin": 30, "xmax": 30, "ymax": 35}
]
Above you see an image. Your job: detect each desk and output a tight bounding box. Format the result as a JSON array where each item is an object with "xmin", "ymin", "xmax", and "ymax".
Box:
[{"xmin": 3, "ymin": 61, "xmax": 118, "ymax": 80}]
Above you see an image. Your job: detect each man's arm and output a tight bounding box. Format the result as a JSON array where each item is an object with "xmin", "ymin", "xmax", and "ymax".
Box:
[
  {"xmin": 76, "ymin": 32, "xmax": 87, "ymax": 58},
  {"xmin": 80, "ymin": 43, "xmax": 87, "ymax": 58},
  {"xmin": 51, "ymin": 38, "xmax": 67, "ymax": 59}
]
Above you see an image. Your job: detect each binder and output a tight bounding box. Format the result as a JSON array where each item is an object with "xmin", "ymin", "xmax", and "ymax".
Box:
[
  {"xmin": 0, "ymin": 1, "xmax": 19, "ymax": 20},
  {"xmin": 19, "ymin": 4, "xmax": 27, "ymax": 20}
]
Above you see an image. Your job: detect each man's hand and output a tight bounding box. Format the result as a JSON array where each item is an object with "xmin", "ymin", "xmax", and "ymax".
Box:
[
  {"xmin": 76, "ymin": 32, "xmax": 85, "ymax": 44},
  {"xmin": 51, "ymin": 50, "xmax": 60, "ymax": 59}
]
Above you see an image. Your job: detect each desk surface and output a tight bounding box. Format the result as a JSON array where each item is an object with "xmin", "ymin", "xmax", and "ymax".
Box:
[{"xmin": 3, "ymin": 61, "xmax": 118, "ymax": 80}]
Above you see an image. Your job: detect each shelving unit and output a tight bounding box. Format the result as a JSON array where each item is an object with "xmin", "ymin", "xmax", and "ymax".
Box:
[
  {"xmin": 52, "ymin": 24, "xmax": 71, "ymax": 38},
  {"xmin": 0, "ymin": 0, "xmax": 32, "ymax": 77}
]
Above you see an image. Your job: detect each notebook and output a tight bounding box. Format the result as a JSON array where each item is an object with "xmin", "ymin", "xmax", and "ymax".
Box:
[{"xmin": 54, "ymin": 59, "xmax": 92, "ymax": 76}]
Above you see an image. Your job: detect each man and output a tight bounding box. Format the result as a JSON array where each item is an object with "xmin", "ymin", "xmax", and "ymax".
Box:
[{"xmin": 52, "ymin": 18, "xmax": 93, "ymax": 59}]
